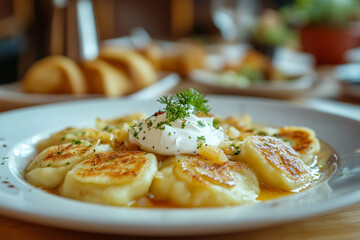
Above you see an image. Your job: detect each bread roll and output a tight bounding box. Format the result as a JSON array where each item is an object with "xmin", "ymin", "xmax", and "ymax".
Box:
[
  {"xmin": 136, "ymin": 43, "xmax": 161, "ymax": 70},
  {"xmin": 99, "ymin": 47, "xmax": 157, "ymax": 92},
  {"xmin": 159, "ymin": 43, "xmax": 205, "ymax": 77},
  {"xmin": 22, "ymin": 55, "xmax": 87, "ymax": 94},
  {"xmin": 81, "ymin": 59, "xmax": 132, "ymax": 97}
]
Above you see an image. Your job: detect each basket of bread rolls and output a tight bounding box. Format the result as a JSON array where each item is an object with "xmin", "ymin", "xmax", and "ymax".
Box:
[{"xmin": 22, "ymin": 45, "xmax": 159, "ymax": 97}]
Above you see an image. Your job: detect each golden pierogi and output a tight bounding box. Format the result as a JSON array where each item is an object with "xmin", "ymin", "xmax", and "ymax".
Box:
[{"xmin": 25, "ymin": 89, "xmax": 325, "ymax": 208}]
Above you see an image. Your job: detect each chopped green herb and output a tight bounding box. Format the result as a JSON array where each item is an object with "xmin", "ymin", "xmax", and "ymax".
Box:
[
  {"xmin": 133, "ymin": 129, "xmax": 140, "ymax": 139},
  {"xmin": 155, "ymin": 120, "xmax": 171, "ymax": 130},
  {"xmin": 196, "ymin": 136, "xmax": 206, "ymax": 149},
  {"xmin": 181, "ymin": 121, "xmax": 186, "ymax": 129},
  {"xmin": 57, "ymin": 151, "xmax": 61, "ymax": 155},
  {"xmin": 96, "ymin": 154, "xmax": 100, "ymax": 158},
  {"xmin": 147, "ymin": 119, "xmax": 153, "ymax": 128},
  {"xmin": 197, "ymin": 136, "xmax": 206, "ymax": 141},
  {"xmin": 213, "ymin": 119, "xmax": 220, "ymax": 128},
  {"xmin": 47, "ymin": 164, "xmax": 51, "ymax": 167},
  {"xmin": 168, "ymin": 132, "xmax": 171, "ymax": 136},
  {"xmin": 72, "ymin": 139, "xmax": 82, "ymax": 145},
  {"xmin": 66, "ymin": 162, "xmax": 70, "ymax": 165},
  {"xmin": 256, "ymin": 131, "xmax": 267, "ymax": 136},
  {"xmin": 157, "ymin": 88, "xmax": 210, "ymax": 122},
  {"xmin": 231, "ymin": 143, "xmax": 240, "ymax": 150},
  {"xmin": 197, "ymin": 120, "xmax": 205, "ymax": 128},
  {"xmin": 233, "ymin": 150, "xmax": 240, "ymax": 155}
]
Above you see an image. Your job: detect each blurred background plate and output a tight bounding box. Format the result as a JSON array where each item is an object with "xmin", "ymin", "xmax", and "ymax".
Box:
[
  {"xmin": 0, "ymin": 72, "xmax": 179, "ymax": 111},
  {"xmin": 187, "ymin": 43, "xmax": 318, "ymax": 99},
  {"xmin": 335, "ymin": 63, "xmax": 360, "ymax": 100},
  {"xmin": 190, "ymin": 69, "xmax": 317, "ymax": 99}
]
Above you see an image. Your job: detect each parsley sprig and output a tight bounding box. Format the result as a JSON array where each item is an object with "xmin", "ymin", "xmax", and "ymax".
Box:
[{"xmin": 157, "ymin": 89, "xmax": 210, "ymax": 122}]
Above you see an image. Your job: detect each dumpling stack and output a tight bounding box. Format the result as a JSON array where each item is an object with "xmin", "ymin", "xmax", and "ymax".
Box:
[{"xmin": 25, "ymin": 112, "xmax": 321, "ymax": 207}]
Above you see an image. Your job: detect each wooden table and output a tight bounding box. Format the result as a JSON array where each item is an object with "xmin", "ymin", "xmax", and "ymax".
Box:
[
  {"xmin": 1, "ymin": 70, "xmax": 360, "ymax": 239},
  {"xmin": 1, "ymin": 203, "xmax": 360, "ymax": 239}
]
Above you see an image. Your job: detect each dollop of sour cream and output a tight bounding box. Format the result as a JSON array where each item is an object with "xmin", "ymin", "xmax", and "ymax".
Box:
[{"xmin": 129, "ymin": 112, "xmax": 224, "ymax": 155}]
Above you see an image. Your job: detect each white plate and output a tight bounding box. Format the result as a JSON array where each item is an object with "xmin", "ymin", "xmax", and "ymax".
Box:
[
  {"xmin": 190, "ymin": 46, "xmax": 317, "ymax": 99},
  {"xmin": 0, "ymin": 72, "xmax": 180, "ymax": 111},
  {"xmin": 190, "ymin": 70, "xmax": 317, "ymax": 99},
  {"xmin": 1, "ymin": 96, "xmax": 360, "ymax": 236},
  {"xmin": 335, "ymin": 63, "xmax": 360, "ymax": 100}
]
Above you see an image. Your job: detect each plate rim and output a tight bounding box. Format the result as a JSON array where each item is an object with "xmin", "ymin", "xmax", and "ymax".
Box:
[
  {"xmin": 1, "ymin": 95, "xmax": 360, "ymax": 236},
  {"xmin": 189, "ymin": 69, "xmax": 318, "ymax": 98}
]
